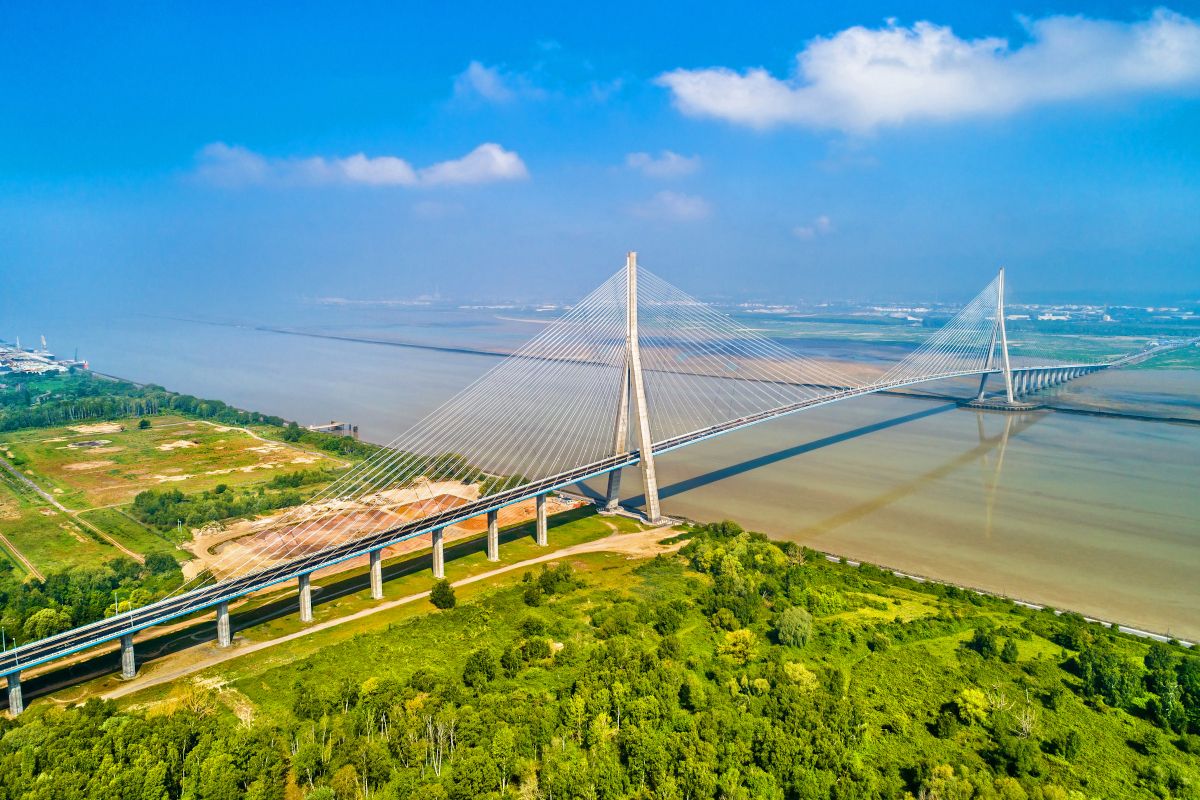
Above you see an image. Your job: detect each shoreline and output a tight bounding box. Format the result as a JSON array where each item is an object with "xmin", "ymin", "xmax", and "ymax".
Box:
[
  {"xmin": 559, "ymin": 492, "xmax": 1197, "ymax": 649},
  {"xmin": 47, "ymin": 368, "xmax": 1199, "ymax": 650}
]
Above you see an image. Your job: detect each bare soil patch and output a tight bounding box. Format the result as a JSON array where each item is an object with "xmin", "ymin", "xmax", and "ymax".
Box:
[
  {"xmin": 63, "ymin": 460, "xmax": 115, "ymax": 471},
  {"xmin": 157, "ymin": 440, "xmax": 199, "ymax": 452},
  {"xmin": 179, "ymin": 480, "xmax": 583, "ymax": 582},
  {"xmin": 69, "ymin": 422, "xmax": 125, "ymax": 434}
]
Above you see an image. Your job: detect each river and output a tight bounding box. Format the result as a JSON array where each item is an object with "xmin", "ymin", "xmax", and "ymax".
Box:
[{"xmin": 13, "ymin": 308, "xmax": 1200, "ymax": 640}]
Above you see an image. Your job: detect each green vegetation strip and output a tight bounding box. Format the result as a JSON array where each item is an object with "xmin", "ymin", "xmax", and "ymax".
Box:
[{"xmin": 7, "ymin": 519, "xmax": 1198, "ymax": 799}]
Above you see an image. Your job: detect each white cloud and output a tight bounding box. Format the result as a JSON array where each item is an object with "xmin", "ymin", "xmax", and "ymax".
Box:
[
  {"xmin": 632, "ymin": 190, "xmax": 712, "ymax": 221},
  {"xmin": 453, "ymin": 60, "xmax": 545, "ymax": 104},
  {"xmin": 656, "ymin": 9, "xmax": 1200, "ymax": 133},
  {"xmin": 793, "ymin": 214, "xmax": 832, "ymax": 239},
  {"xmin": 417, "ymin": 143, "xmax": 529, "ymax": 186},
  {"xmin": 454, "ymin": 61, "xmax": 516, "ymax": 103},
  {"xmin": 625, "ymin": 150, "xmax": 702, "ymax": 178},
  {"xmin": 195, "ymin": 142, "xmax": 528, "ymax": 188}
]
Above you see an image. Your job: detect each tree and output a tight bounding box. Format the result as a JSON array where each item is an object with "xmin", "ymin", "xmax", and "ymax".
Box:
[
  {"xmin": 462, "ymin": 649, "xmax": 497, "ymax": 687},
  {"xmin": 524, "ymin": 637, "xmax": 552, "ymax": 661},
  {"xmin": 282, "ymin": 421, "xmax": 303, "ymax": 442},
  {"xmin": 1001, "ymin": 638, "xmax": 1020, "ymax": 663},
  {"xmin": 774, "ymin": 607, "xmax": 812, "ymax": 648},
  {"xmin": 144, "ymin": 551, "xmax": 179, "ymax": 575},
  {"xmin": 719, "ymin": 629, "xmax": 756, "ymax": 665},
  {"xmin": 330, "ymin": 764, "xmax": 360, "ymax": 800},
  {"xmin": 1077, "ymin": 641, "xmax": 1141, "ymax": 708},
  {"xmin": 138, "ymin": 417, "xmax": 151, "ymax": 429},
  {"xmin": 967, "ymin": 627, "xmax": 1000, "ymax": 659},
  {"xmin": 491, "ymin": 725, "xmax": 517, "ymax": 791},
  {"xmin": 23, "ymin": 607, "xmax": 72, "ymax": 640},
  {"xmin": 430, "ymin": 579, "xmax": 456, "ymax": 610}
]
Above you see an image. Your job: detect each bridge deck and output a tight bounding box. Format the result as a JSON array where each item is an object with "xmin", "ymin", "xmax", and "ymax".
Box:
[{"xmin": 0, "ymin": 357, "xmax": 1147, "ymax": 679}]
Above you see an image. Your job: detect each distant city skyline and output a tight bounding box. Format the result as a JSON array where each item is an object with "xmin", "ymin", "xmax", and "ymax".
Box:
[{"xmin": 2, "ymin": 1, "xmax": 1199, "ymax": 324}]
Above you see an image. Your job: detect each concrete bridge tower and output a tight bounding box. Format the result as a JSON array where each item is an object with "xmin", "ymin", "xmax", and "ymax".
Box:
[{"xmin": 603, "ymin": 252, "xmax": 664, "ymax": 524}]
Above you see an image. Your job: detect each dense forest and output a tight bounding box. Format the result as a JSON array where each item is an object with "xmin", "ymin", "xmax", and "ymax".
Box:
[
  {"xmin": 0, "ymin": 373, "xmax": 289, "ymax": 432},
  {"xmin": 129, "ymin": 467, "xmax": 340, "ymax": 535},
  {"xmin": 0, "ymin": 553, "xmax": 183, "ymax": 648},
  {"xmin": 1, "ymin": 522, "xmax": 1196, "ymax": 799}
]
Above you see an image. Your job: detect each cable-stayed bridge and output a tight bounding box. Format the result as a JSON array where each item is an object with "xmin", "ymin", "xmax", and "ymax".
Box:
[{"xmin": 3, "ymin": 255, "xmax": 1194, "ymax": 713}]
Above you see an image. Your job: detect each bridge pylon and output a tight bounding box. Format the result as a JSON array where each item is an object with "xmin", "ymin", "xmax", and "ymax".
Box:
[
  {"xmin": 995, "ymin": 266, "xmax": 1016, "ymax": 404},
  {"xmin": 603, "ymin": 251, "xmax": 664, "ymax": 524},
  {"xmin": 971, "ymin": 266, "xmax": 1023, "ymax": 408}
]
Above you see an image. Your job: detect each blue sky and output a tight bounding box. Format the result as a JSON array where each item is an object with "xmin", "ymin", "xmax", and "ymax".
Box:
[{"xmin": 2, "ymin": 1, "xmax": 1199, "ymax": 318}]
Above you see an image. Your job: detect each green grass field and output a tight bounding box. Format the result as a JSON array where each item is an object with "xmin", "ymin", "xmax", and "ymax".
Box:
[
  {"xmin": 0, "ymin": 475, "xmax": 122, "ymax": 574},
  {"xmin": 75, "ymin": 507, "xmax": 183, "ymax": 561},
  {"xmin": 0, "ymin": 415, "xmax": 342, "ymax": 509}
]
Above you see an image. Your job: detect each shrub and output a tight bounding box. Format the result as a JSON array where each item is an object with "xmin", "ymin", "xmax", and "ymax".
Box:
[
  {"xmin": 430, "ymin": 580, "xmax": 456, "ymax": 610},
  {"xmin": 718, "ymin": 629, "xmax": 756, "ymax": 665},
  {"xmin": 523, "ymin": 585, "xmax": 544, "ymax": 606},
  {"xmin": 774, "ymin": 607, "xmax": 813, "ymax": 648},
  {"xmin": 524, "ymin": 637, "xmax": 552, "ymax": 661},
  {"xmin": 967, "ymin": 627, "xmax": 1000, "ymax": 659},
  {"xmin": 462, "ymin": 650, "xmax": 497, "ymax": 687}
]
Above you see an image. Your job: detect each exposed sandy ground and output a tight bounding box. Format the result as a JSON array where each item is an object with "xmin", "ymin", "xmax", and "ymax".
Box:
[
  {"xmin": 180, "ymin": 480, "xmax": 582, "ymax": 582},
  {"xmin": 63, "ymin": 460, "xmax": 115, "ymax": 471},
  {"xmin": 102, "ymin": 525, "xmax": 682, "ymax": 703},
  {"xmin": 69, "ymin": 423, "xmax": 126, "ymax": 434},
  {"xmin": 157, "ymin": 440, "xmax": 198, "ymax": 451}
]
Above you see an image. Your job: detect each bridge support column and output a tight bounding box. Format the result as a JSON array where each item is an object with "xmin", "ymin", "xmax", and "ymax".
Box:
[
  {"xmin": 5, "ymin": 672, "xmax": 21, "ymax": 716},
  {"xmin": 369, "ymin": 548, "xmax": 383, "ymax": 600},
  {"xmin": 299, "ymin": 572, "xmax": 313, "ymax": 623},
  {"xmin": 119, "ymin": 634, "xmax": 136, "ymax": 679},
  {"xmin": 216, "ymin": 600, "xmax": 232, "ymax": 647},
  {"xmin": 432, "ymin": 528, "xmax": 445, "ymax": 578},
  {"xmin": 486, "ymin": 510, "xmax": 499, "ymax": 562},
  {"xmin": 536, "ymin": 493, "xmax": 548, "ymax": 547}
]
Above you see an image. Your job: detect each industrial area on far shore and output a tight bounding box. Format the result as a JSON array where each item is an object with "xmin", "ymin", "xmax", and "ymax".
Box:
[{"xmin": 0, "ymin": 336, "xmax": 87, "ymax": 376}]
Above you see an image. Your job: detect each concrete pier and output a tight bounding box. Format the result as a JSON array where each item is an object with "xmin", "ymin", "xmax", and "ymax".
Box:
[
  {"xmin": 5, "ymin": 672, "xmax": 21, "ymax": 716},
  {"xmin": 486, "ymin": 510, "xmax": 499, "ymax": 562},
  {"xmin": 119, "ymin": 634, "xmax": 136, "ymax": 679},
  {"xmin": 299, "ymin": 572, "xmax": 313, "ymax": 623},
  {"xmin": 536, "ymin": 493, "xmax": 548, "ymax": 546},
  {"xmin": 216, "ymin": 600, "xmax": 232, "ymax": 647},
  {"xmin": 369, "ymin": 549, "xmax": 383, "ymax": 600},
  {"xmin": 432, "ymin": 528, "xmax": 445, "ymax": 579}
]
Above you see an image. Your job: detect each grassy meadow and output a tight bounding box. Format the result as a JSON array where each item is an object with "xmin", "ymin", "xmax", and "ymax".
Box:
[{"xmin": 0, "ymin": 415, "xmax": 341, "ymax": 509}]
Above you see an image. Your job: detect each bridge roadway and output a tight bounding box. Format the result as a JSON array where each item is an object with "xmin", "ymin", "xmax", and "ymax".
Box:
[{"xmin": 0, "ymin": 362, "xmax": 1116, "ymax": 689}]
